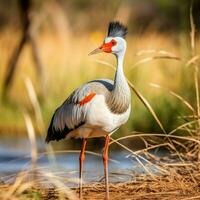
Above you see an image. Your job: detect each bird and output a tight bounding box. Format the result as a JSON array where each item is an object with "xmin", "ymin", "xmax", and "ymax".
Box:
[{"xmin": 45, "ymin": 21, "xmax": 131, "ymax": 200}]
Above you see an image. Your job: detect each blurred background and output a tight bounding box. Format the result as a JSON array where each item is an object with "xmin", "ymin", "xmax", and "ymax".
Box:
[{"xmin": 0, "ymin": 0, "xmax": 200, "ymax": 150}]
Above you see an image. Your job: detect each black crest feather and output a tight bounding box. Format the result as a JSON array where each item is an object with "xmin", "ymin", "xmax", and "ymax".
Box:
[{"xmin": 107, "ymin": 21, "xmax": 128, "ymax": 38}]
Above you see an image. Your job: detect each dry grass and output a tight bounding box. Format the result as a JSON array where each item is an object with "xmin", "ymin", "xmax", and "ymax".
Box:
[{"xmin": 1, "ymin": 169, "xmax": 200, "ymax": 200}]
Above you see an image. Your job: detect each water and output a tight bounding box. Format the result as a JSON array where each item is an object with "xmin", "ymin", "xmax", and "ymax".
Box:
[{"xmin": 0, "ymin": 138, "xmax": 139, "ymax": 184}]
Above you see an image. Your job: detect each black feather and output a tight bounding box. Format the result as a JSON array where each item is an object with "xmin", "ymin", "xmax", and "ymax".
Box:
[
  {"xmin": 45, "ymin": 112, "xmax": 67, "ymax": 143},
  {"xmin": 45, "ymin": 111, "xmax": 84, "ymax": 143},
  {"xmin": 107, "ymin": 21, "xmax": 128, "ymax": 38}
]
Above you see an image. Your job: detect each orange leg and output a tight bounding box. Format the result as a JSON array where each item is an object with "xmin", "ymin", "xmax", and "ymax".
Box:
[
  {"xmin": 79, "ymin": 138, "xmax": 87, "ymax": 199},
  {"xmin": 103, "ymin": 135, "xmax": 110, "ymax": 200}
]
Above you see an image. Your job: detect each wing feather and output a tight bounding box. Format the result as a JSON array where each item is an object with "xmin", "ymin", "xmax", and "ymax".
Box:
[{"xmin": 46, "ymin": 79, "xmax": 113, "ymax": 142}]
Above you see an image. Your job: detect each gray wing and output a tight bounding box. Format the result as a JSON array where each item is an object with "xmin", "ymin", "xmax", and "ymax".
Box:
[{"xmin": 45, "ymin": 79, "xmax": 113, "ymax": 142}]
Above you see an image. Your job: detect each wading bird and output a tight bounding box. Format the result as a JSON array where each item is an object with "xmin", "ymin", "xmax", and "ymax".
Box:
[{"xmin": 46, "ymin": 21, "xmax": 131, "ymax": 199}]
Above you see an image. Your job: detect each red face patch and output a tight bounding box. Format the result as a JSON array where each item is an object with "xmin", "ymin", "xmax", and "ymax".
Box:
[
  {"xmin": 100, "ymin": 39, "xmax": 117, "ymax": 53},
  {"xmin": 79, "ymin": 92, "xmax": 96, "ymax": 106}
]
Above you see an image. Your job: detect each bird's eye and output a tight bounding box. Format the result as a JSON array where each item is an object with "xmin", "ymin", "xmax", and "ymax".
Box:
[{"xmin": 111, "ymin": 40, "xmax": 116, "ymax": 45}]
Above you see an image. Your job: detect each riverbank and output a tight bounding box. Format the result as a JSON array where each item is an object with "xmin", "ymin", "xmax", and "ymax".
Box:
[{"xmin": 1, "ymin": 165, "xmax": 200, "ymax": 200}]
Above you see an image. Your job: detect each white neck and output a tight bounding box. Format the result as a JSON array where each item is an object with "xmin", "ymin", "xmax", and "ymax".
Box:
[
  {"xmin": 114, "ymin": 49, "xmax": 128, "ymax": 90},
  {"xmin": 112, "ymin": 48, "xmax": 131, "ymax": 102},
  {"xmin": 114, "ymin": 51, "xmax": 125, "ymax": 83}
]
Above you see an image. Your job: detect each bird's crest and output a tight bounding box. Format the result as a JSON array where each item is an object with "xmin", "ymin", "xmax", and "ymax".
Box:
[{"xmin": 107, "ymin": 21, "xmax": 128, "ymax": 38}]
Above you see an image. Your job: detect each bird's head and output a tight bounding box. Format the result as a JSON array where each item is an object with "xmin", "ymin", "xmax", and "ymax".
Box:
[{"xmin": 89, "ymin": 21, "xmax": 127, "ymax": 56}]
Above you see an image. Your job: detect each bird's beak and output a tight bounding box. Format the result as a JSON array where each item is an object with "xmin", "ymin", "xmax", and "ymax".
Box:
[{"xmin": 88, "ymin": 46, "xmax": 103, "ymax": 56}]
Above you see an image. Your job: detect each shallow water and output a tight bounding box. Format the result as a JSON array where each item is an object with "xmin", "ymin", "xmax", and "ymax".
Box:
[
  {"xmin": 0, "ymin": 137, "xmax": 140, "ymax": 184},
  {"xmin": 0, "ymin": 136, "xmax": 169, "ymax": 186}
]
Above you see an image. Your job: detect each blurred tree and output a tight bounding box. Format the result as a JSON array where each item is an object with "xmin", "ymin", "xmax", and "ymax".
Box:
[{"xmin": 2, "ymin": 0, "xmax": 44, "ymax": 100}]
